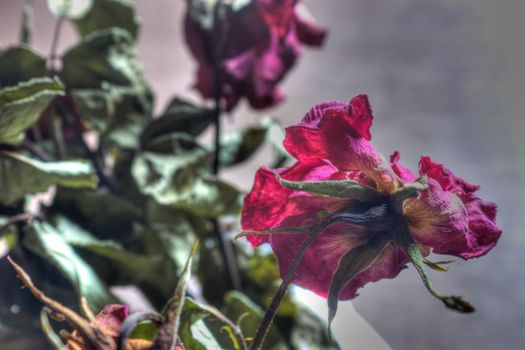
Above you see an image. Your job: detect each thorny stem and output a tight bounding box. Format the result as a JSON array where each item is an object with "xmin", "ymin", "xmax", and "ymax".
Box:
[
  {"xmin": 210, "ymin": 0, "xmax": 242, "ymax": 291},
  {"xmin": 249, "ymin": 228, "xmax": 321, "ymax": 350}
]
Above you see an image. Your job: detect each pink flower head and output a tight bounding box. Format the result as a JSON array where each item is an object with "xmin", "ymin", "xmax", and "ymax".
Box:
[
  {"xmin": 184, "ymin": 0, "xmax": 327, "ymax": 111},
  {"xmin": 67, "ymin": 304, "xmax": 129, "ymax": 349},
  {"xmin": 93, "ymin": 304, "xmax": 130, "ymax": 339},
  {"xmin": 241, "ymin": 95, "xmax": 502, "ymax": 308}
]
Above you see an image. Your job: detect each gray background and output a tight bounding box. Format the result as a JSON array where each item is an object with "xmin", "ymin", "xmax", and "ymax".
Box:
[{"xmin": 1, "ymin": 0, "xmax": 524, "ymax": 349}]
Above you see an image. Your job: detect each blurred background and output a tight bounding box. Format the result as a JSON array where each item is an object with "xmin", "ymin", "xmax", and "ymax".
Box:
[{"xmin": 1, "ymin": 0, "xmax": 524, "ymax": 349}]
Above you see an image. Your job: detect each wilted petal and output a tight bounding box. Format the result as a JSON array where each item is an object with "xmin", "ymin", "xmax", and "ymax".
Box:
[
  {"xmin": 241, "ymin": 159, "xmax": 351, "ymax": 246},
  {"xmin": 419, "ymin": 155, "xmax": 480, "ymax": 200},
  {"xmin": 406, "ymin": 156, "xmax": 502, "ymax": 259},
  {"xmin": 390, "ymin": 151, "xmax": 417, "ymax": 183},
  {"xmin": 284, "ymin": 96, "xmax": 397, "ymax": 192},
  {"xmin": 294, "ymin": 3, "xmax": 328, "ymax": 46},
  {"xmin": 459, "ymin": 197, "xmax": 502, "ymax": 259},
  {"xmin": 94, "ymin": 304, "xmax": 129, "ymax": 338},
  {"xmin": 405, "ymin": 178, "xmax": 470, "ymax": 256},
  {"xmin": 338, "ymin": 243, "xmax": 409, "ymax": 299},
  {"xmin": 272, "ymin": 227, "xmax": 408, "ymax": 299},
  {"xmin": 183, "ymin": 17, "xmax": 214, "ymax": 99},
  {"xmin": 184, "ymin": 0, "xmax": 327, "ymax": 110}
]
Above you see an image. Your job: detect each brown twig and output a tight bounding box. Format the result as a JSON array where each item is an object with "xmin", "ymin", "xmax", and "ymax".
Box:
[
  {"xmin": 0, "ymin": 213, "xmax": 38, "ymax": 237},
  {"xmin": 7, "ymin": 257, "xmax": 115, "ymax": 350}
]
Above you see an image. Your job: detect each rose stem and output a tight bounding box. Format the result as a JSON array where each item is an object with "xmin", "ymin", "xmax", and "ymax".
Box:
[
  {"xmin": 249, "ymin": 230, "xmax": 320, "ymax": 350},
  {"xmin": 211, "ymin": 0, "xmax": 242, "ymax": 291}
]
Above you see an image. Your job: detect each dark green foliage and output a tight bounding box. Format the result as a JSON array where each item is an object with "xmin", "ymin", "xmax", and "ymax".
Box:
[
  {"xmin": 74, "ymin": 0, "xmax": 140, "ymax": 40},
  {"xmin": 0, "ymin": 77, "xmax": 64, "ymax": 144},
  {"xmin": 0, "ymin": 47, "xmax": 46, "ymax": 87},
  {"xmin": 0, "ymin": 2, "xmax": 340, "ymax": 349}
]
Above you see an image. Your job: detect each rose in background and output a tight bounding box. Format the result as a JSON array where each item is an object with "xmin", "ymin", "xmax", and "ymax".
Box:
[{"xmin": 185, "ymin": 0, "xmax": 327, "ymax": 111}]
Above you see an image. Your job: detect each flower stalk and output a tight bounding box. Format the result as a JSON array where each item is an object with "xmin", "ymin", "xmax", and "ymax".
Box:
[
  {"xmin": 210, "ymin": 0, "xmax": 242, "ymax": 291},
  {"xmin": 249, "ymin": 229, "xmax": 321, "ymax": 350},
  {"xmin": 395, "ymin": 225, "xmax": 475, "ymax": 313}
]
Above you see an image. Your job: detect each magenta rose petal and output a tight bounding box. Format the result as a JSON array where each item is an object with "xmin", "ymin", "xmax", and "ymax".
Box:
[
  {"xmin": 241, "ymin": 159, "xmax": 351, "ymax": 246},
  {"xmin": 414, "ymin": 156, "xmax": 502, "ymax": 259},
  {"xmin": 240, "ymin": 95, "xmax": 502, "ymax": 326},
  {"xmin": 184, "ymin": 0, "xmax": 328, "ymax": 110},
  {"xmin": 283, "ymin": 96, "xmax": 396, "ymax": 191}
]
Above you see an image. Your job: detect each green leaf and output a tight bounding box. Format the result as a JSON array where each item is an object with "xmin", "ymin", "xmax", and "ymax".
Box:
[
  {"xmin": 52, "ymin": 215, "xmax": 168, "ymax": 285},
  {"xmin": 179, "ymin": 298, "xmax": 247, "ymax": 350},
  {"xmin": 154, "ymin": 241, "xmax": 199, "ymax": 350},
  {"xmin": 141, "ymin": 132, "xmax": 205, "ymax": 156},
  {"xmin": 46, "ymin": 0, "xmax": 94, "ymax": 19},
  {"xmin": 22, "ymin": 221, "xmax": 115, "ymax": 311},
  {"xmin": 0, "ymin": 47, "xmax": 46, "ymax": 87},
  {"xmin": 278, "ymin": 176, "xmax": 384, "ymax": 202},
  {"xmin": 0, "ymin": 77, "xmax": 63, "ymax": 144},
  {"xmin": 0, "ymin": 216, "xmax": 19, "ymax": 257},
  {"xmin": 40, "ymin": 309, "xmax": 68, "ymax": 350},
  {"xmin": 327, "ymin": 232, "xmax": 392, "ymax": 331},
  {"xmin": 71, "ymin": 85, "xmax": 152, "ymax": 149},
  {"xmin": 50, "ymin": 188, "xmax": 141, "ymax": 240},
  {"xmin": 237, "ymin": 245, "xmax": 297, "ymax": 318},
  {"xmin": 49, "ymin": 191, "xmax": 198, "ymax": 306},
  {"xmin": 132, "ymin": 151, "xmax": 242, "ymax": 217},
  {"xmin": 61, "ymin": 28, "xmax": 150, "ymax": 91},
  {"xmin": 129, "ymin": 321, "xmax": 158, "ymax": 341},
  {"xmin": 0, "ymin": 152, "xmax": 97, "ymax": 205},
  {"xmin": 423, "ymin": 258, "xmax": 455, "ymax": 272},
  {"xmin": 196, "ymin": 239, "xmax": 228, "ymax": 304},
  {"xmin": 219, "ymin": 125, "xmax": 268, "ymax": 168},
  {"xmin": 141, "ymin": 97, "xmax": 214, "ymax": 148},
  {"xmin": 288, "ymin": 303, "xmax": 340, "ymax": 350},
  {"xmin": 61, "ymin": 28, "xmax": 152, "ymax": 148},
  {"xmin": 144, "ymin": 199, "xmax": 200, "ymax": 268},
  {"xmin": 73, "ymin": 0, "xmax": 140, "ymax": 40},
  {"xmin": 224, "ymin": 291, "xmax": 286, "ymax": 350}
]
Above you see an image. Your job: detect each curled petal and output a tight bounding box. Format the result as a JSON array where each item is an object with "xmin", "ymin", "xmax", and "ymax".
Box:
[
  {"xmin": 461, "ymin": 198, "xmax": 502, "ymax": 259},
  {"xmin": 284, "ymin": 96, "xmax": 397, "ymax": 192},
  {"xmin": 405, "ymin": 178, "xmax": 470, "ymax": 257},
  {"xmin": 272, "ymin": 227, "xmax": 408, "ymax": 299},
  {"xmin": 390, "ymin": 151, "xmax": 417, "ymax": 183},
  {"xmin": 419, "ymin": 156, "xmax": 479, "ymax": 199},
  {"xmin": 94, "ymin": 304, "xmax": 129, "ymax": 339},
  {"xmin": 338, "ymin": 243, "xmax": 409, "ymax": 299},
  {"xmin": 415, "ymin": 156, "xmax": 502, "ymax": 259},
  {"xmin": 241, "ymin": 159, "xmax": 350, "ymax": 246},
  {"xmin": 294, "ymin": 3, "xmax": 328, "ymax": 46},
  {"xmin": 183, "ymin": 16, "xmax": 215, "ymax": 99}
]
